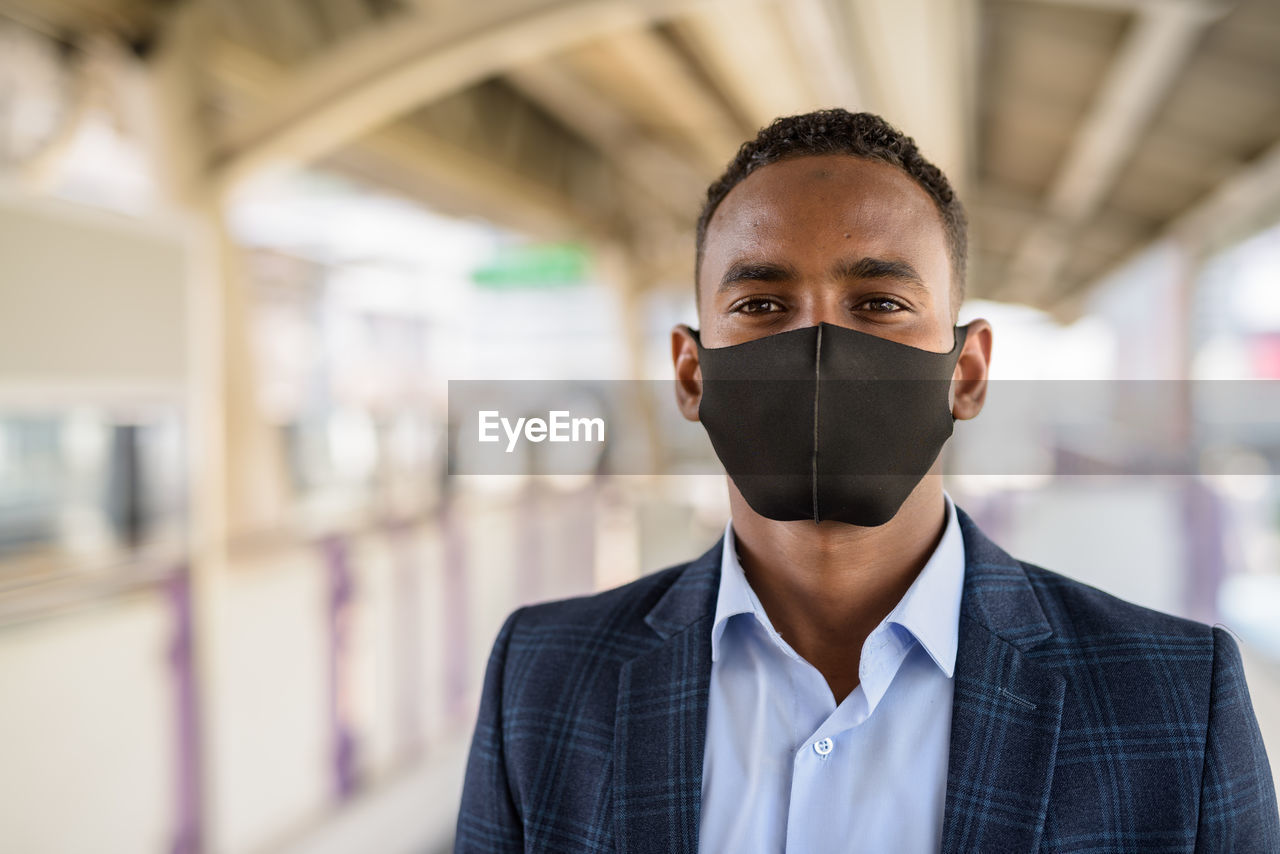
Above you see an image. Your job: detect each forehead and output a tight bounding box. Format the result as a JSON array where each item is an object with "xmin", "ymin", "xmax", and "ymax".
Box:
[{"xmin": 700, "ymin": 154, "xmax": 947, "ymax": 285}]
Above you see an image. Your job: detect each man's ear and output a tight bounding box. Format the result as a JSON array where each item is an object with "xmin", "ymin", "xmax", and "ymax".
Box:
[
  {"xmin": 951, "ymin": 318, "xmax": 992, "ymax": 420},
  {"xmin": 671, "ymin": 324, "xmax": 703, "ymax": 422}
]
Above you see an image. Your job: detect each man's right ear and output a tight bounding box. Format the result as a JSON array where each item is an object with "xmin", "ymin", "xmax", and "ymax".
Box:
[{"xmin": 671, "ymin": 324, "xmax": 703, "ymax": 423}]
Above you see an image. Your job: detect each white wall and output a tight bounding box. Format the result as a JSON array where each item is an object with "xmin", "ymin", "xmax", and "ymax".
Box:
[
  {"xmin": 0, "ymin": 594, "xmax": 174, "ymax": 854},
  {"xmin": 0, "ymin": 191, "xmax": 187, "ymax": 395},
  {"xmin": 208, "ymin": 548, "xmax": 331, "ymax": 854},
  {"xmin": 992, "ymin": 481, "xmax": 1187, "ymax": 616}
]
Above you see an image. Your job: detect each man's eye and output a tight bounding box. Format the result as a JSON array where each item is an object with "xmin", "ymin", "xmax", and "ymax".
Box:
[
  {"xmin": 858, "ymin": 297, "xmax": 905, "ymax": 312},
  {"xmin": 734, "ymin": 298, "xmax": 783, "ymax": 315}
]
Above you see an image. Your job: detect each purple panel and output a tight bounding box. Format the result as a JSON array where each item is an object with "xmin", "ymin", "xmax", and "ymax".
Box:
[
  {"xmin": 320, "ymin": 534, "xmax": 358, "ymax": 801},
  {"xmin": 1182, "ymin": 479, "xmax": 1227, "ymax": 624},
  {"xmin": 166, "ymin": 566, "xmax": 203, "ymax": 854}
]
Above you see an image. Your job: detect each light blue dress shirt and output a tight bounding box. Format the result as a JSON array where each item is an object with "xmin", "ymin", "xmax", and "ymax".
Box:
[{"xmin": 698, "ymin": 493, "xmax": 966, "ymax": 853}]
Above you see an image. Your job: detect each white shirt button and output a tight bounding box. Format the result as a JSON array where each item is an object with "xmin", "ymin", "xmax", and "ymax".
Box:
[{"xmin": 814, "ymin": 737, "xmax": 834, "ymax": 757}]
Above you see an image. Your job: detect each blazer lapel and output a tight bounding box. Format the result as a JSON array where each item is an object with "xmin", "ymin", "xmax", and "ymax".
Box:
[
  {"xmin": 614, "ymin": 538, "xmax": 721, "ymax": 854},
  {"xmin": 942, "ymin": 508, "xmax": 1065, "ymax": 854}
]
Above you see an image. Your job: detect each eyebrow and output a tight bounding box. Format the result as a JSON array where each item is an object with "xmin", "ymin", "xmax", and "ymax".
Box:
[
  {"xmin": 717, "ymin": 260, "xmax": 799, "ymax": 291},
  {"xmin": 718, "ymin": 256, "xmax": 930, "ymax": 294}
]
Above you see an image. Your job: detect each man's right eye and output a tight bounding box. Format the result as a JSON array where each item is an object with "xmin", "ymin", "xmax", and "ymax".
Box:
[{"xmin": 733, "ymin": 298, "xmax": 784, "ymax": 315}]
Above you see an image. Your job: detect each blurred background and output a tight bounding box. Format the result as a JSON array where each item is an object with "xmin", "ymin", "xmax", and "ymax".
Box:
[{"xmin": 2, "ymin": 0, "xmax": 1279, "ymax": 851}]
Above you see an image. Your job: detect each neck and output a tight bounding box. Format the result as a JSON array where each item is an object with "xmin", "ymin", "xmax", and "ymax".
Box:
[{"xmin": 727, "ymin": 476, "xmax": 949, "ymax": 702}]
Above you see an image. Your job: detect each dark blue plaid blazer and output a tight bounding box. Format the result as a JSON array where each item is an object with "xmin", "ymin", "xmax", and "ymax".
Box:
[{"xmin": 456, "ymin": 506, "xmax": 1279, "ymax": 852}]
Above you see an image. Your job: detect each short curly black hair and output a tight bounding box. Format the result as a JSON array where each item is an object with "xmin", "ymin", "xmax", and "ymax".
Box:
[{"xmin": 695, "ymin": 109, "xmax": 967, "ymax": 314}]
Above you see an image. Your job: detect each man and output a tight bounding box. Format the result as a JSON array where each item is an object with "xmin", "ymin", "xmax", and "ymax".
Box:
[{"xmin": 455, "ymin": 110, "xmax": 1279, "ymax": 852}]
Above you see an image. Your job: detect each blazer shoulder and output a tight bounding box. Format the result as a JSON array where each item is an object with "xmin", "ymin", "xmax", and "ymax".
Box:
[
  {"xmin": 1019, "ymin": 560, "xmax": 1214, "ymax": 646},
  {"xmin": 1016, "ymin": 561, "xmax": 1222, "ymax": 756},
  {"xmin": 489, "ymin": 558, "xmax": 708, "ymax": 719}
]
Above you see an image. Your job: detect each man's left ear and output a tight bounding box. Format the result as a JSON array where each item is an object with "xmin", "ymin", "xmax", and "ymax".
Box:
[
  {"xmin": 951, "ymin": 318, "xmax": 992, "ymax": 421},
  {"xmin": 671, "ymin": 324, "xmax": 703, "ymax": 422}
]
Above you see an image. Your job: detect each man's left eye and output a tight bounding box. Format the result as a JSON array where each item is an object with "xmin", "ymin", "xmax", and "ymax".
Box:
[{"xmin": 858, "ymin": 298, "xmax": 905, "ymax": 312}]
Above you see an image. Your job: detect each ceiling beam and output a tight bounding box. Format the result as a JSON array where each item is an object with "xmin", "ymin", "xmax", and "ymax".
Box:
[
  {"xmin": 784, "ymin": 0, "xmax": 870, "ymax": 111},
  {"xmin": 1050, "ymin": 137, "xmax": 1280, "ymax": 314},
  {"xmin": 504, "ymin": 58, "xmax": 706, "ymax": 221},
  {"xmin": 1172, "ymin": 139, "xmax": 1280, "ymax": 249},
  {"xmin": 504, "ymin": 50, "xmax": 713, "ymax": 288},
  {"xmin": 587, "ymin": 26, "xmax": 746, "ymax": 173},
  {"xmin": 1042, "ymin": 1, "xmax": 1220, "ymax": 222},
  {"xmin": 208, "ymin": 0, "xmax": 712, "ymax": 191},
  {"xmin": 672, "ymin": 0, "xmax": 823, "ymax": 129},
  {"xmin": 310, "ymin": 0, "xmax": 374, "ymax": 37},
  {"xmin": 257, "ymin": 0, "xmax": 328, "ymax": 61},
  {"xmin": 1014, "ymin": 0, "xmax": 1229, "ymax": 11},
  {"xmin": 334, "ymin": 121, "xmax": 606, "ymax": 239},
  {"xmin": 1006, "ymin": 0, "xmax": 1223, "ymax": 305},
  {"xmin": 841, "ymin": 0, "xmax": 978, "ymax": 193},
  {"xmin": 209, "ymin": 41, "xmax": 600, "ymax": 239}
]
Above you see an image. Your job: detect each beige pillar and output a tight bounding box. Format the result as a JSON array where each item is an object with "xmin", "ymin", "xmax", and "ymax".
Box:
[{"xmin": 143, "ymin": 5, "xmax": 289, "ymax": 849}]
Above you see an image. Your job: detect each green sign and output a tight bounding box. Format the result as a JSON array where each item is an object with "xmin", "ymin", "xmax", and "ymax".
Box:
[{"xmin": 471, "ymin": 243, "xmax": 591, "ymax": 289}]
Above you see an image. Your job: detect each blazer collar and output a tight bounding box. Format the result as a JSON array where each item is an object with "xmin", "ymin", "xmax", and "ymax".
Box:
[
  {"xmin": 953, "ymin": 505, "xmax": 1053, "ymax": 649},
  {"xmin": 642, "ymin": 535, "xmax": 723, "ymax": 639}
]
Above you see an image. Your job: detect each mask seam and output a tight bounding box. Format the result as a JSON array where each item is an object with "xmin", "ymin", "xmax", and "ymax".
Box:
[{"xmin": 811, "ymin": 324, "xmax": 822, "ymax": 524}]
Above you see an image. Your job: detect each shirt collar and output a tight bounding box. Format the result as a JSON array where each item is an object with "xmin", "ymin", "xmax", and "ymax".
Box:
[
  {"xmin": 883, "ymin": 492, "xmax": 965, "ymax": 677},
  {"xmin": 710, "ymin": 522, "xmax": 758, "ymax": 662},
  {"xmin": 710, "ymin": 491, "xmax": 966, "ymax": 677}
]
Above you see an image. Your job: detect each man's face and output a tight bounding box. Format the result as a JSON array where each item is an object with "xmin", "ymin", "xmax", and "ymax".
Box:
[{"xmin": 696, "ymin": 154, "xmax": 956, "ymax": 352}]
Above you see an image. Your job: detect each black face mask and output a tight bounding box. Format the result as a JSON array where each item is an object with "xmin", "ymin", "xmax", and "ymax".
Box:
[{"xmin": 690, "ymin": 323, "xmax": 969, "ymax": 527}]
